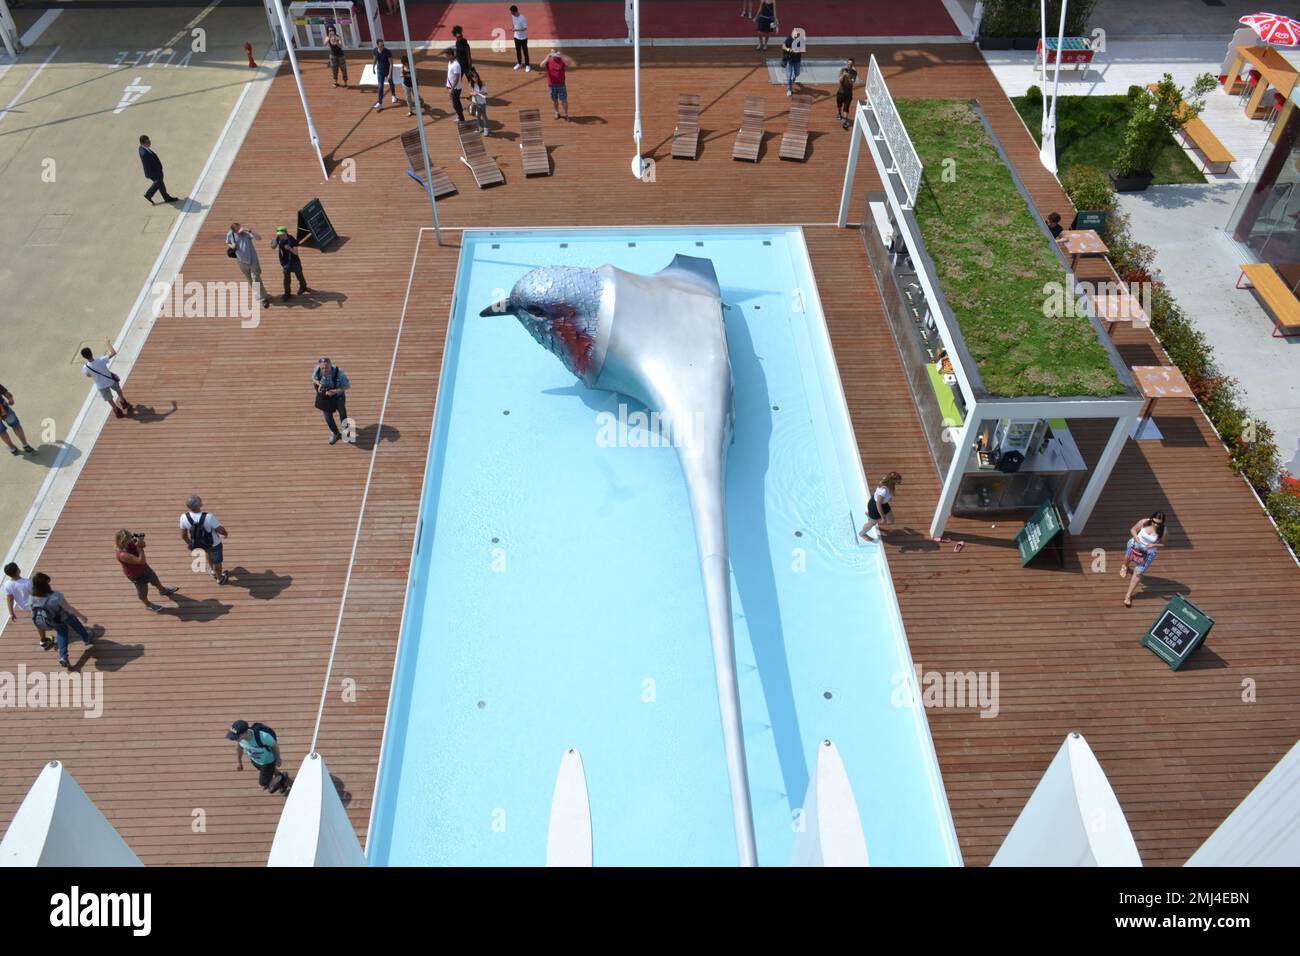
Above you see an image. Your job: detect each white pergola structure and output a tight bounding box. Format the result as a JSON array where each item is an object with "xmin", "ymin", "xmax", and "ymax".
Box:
[{"xmin": 837, "ymin": 57, "xmax": 1144, "ymax": 539}]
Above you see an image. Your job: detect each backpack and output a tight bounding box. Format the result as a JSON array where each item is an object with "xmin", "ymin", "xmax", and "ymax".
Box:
[
  {"xmin": 186, "ymin": 512, "xmax": 215, "ymax": 551},
  {"xmin": 32, "ymin": 598, "xmax": 66, "ymax": 630},
  {"xmin": 248, "ymin": 723, "xmax": 277, "ymax": 756}
]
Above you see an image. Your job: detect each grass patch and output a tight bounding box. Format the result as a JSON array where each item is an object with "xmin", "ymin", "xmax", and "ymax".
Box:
[
  {"xmin": 896, "ymin": 99, "xmax": 1124, "ymax": 397},
  {"xmin": 1013, "ymin": 94, "xmax": 1206, "ymax": 185}
]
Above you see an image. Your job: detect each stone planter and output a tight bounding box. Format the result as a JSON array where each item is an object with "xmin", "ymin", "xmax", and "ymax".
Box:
[
  {"xmin": 977, "ymin": 36, "xmax": 1014, "ymax": 50},
  {"xmin": 1109, "ymin": 169, "xmax": 1154, "ymax": 192}
]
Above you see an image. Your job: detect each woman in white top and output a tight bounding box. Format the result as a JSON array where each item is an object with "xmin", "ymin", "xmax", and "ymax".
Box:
[
  {"xmin": 859, "ymin": 471, "xmax": 902, "ymax": 540},
  {"xmin": 1121, "ymin": 511, "xmax": 1167, "ymax": 607},
  {"xmin": 510, "ymin": 5, "xmax": 531, "ymax": 71}
]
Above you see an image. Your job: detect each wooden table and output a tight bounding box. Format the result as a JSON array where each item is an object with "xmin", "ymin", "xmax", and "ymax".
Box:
[
  {"xmin": 1231, "ymin": 46, "xmax": 1299, "ymax": 119},
  {"xmin": 1131, "ymin": 365, "xmax": 1193, "ymax": 440},
  {"xmin": 1093, "ymin": 291, "xmax": 1148, "ymax": 337},
  {"xmin": 1059, "ymin": 229, "xmax": 1108, "ymax": 269}
]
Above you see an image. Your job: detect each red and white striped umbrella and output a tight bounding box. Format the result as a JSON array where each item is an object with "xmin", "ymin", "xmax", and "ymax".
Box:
[{"xmin": 1240, "ymin": 12, "xmax": 1300, "ymax": 46}]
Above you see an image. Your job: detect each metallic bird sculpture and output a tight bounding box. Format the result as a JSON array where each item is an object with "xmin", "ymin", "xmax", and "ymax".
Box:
[{"xmin": 482, "ymin": 256, "xmax": 758, "ymax": 866}]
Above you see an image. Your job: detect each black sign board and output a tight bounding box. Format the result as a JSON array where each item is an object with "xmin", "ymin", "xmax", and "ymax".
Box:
[
  {"xmin": 296, "ymin": 198, "xmax": 337, "ymax": 249},
  {"xmin": 1072, "ymin": 209, "xmax": 1108, "ymax": 239},
  {"xmin": 1015, "ymin": 501, "xmax": 1065, "ymax": 568},
  {"xmin": 1142, "ymin": 594, "xmax": 1214, "ymax": 670}
]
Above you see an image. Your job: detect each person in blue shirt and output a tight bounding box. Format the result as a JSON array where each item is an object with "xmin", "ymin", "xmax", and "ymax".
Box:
[
  {"xmin": 313, "ymin": 356, "xmax": 352, "ymax": 444},
  {"xmin": 227, "ymin": 720, "xmax": 290, "ymax": 794},
  {"xmin": 373, "ymin": 39, "xmax": 397, "ymax": 110}
]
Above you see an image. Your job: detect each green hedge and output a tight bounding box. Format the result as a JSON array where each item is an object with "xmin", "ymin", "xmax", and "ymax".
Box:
[
  {"xmin": 1060, "ymin": 165, "xmax": 1299, "ymax": 556},
  {"xmin": 980, "ymin": 0, "xmax": 1099, "ymax": 38}
]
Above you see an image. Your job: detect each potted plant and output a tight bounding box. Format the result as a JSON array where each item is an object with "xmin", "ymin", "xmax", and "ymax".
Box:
[{"xmin": 1109, "ymin": 72, "xmax": 1215, "ymax": 191}]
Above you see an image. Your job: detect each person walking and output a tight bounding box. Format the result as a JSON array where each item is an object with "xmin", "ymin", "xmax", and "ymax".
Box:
[
  {"xmin": 835, "ymin": 59, "xmax": 858, "ymax": 129},
  {"xmin": 3, "ymin": 563, "xmax": 45, "ymax": 649},
  {"xmin": 0, "ymin": 383, "xmax": 36, "ymax": 456},
  {"xmin": 179, "ymin": 495, "xmax": 230, "ymax": 586},
  {"xmin": 859, "ymin": 472, "xmax": 902, "ymax": 540},
  {"xmin": 741, "ymin": 1, "xmax": 756, "ymax": 17},
  {"xmin": 755, "ymin": 0, "xmax": 777, "ymax": 50},
  {"xmin": 510, "ymin": 5, "xmax": 531, "ymax": 71},
  {"xmin": 313, "ymin": 356, "xmax": 352, "ymax": 445},
  {"xmin": 270, "ymin": 226, "xmax": 309, "ymax": 302},
  {"xmin": 115, "ymin": 529, "xmax": 179, "ymax": 613},
  {"xmin": 373, "ymin": 38, "xmax": 397, "ymax": 111},
  {"xmin": 445, "ymin": 47, "xmax": 465, "ymax": 122},
  {"xmin": 225, "ymin": 223, "xmax": 272, "ymax": 309},
  {"xmin": 468, "ymin": 67, "xmax": 489, "ymax": 134},
  {"xmin": 400, "ymin": 54, "xmax": 418, "ymax": 115},
  {"xmin": 227, "ymin": 720, "xmax": 291, "ymax": 794},
  {"xmin": 782, "ymin": 27, "xmax": 805, "ymax": 96},
  {"xmin": 545, "ymin": 49, "xmax": 575, "ymax": 120},
  {"xmin": 81, "ymin": 340, "xmax": 134, "ymax": 419},
  {"xmin": 29, "ymin": 573, "xmax": 93, "ymax": 669},
  {"xmin": 138, "ymin": 135, "xmax": 178, "ymax": 205},
  {"xmin": 326, "ymin": 24, "xmax": 349, "ymax": 87},
  {"xmin": 1121, "ymin": 511, "xmax": 1167, "ymax": 607},
  {"xmin": 452, "ymin": 24, "xmax": 473, "ymax": 73}
]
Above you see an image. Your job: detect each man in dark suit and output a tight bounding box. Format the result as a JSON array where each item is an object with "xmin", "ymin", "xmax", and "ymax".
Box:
[{"xmin": 139, "ymin": 135, "xmax": 177, "ymax": 204}]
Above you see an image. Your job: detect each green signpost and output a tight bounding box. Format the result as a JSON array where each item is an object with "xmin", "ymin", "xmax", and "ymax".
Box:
[
  {"xmin": 1015, "ymin": 501, "xmax": 1065, "ymax": 568},
  {"xmin": 1073, "ymin": 209, "xmax": 1108, "ymax": 239},
  {"xmin": 1142, "ymin": 594, "xmax": 1214, "ymax": 670},
  {"xmin": 296, "ymin": 198, "xmax": 338, "ymax": 250}
]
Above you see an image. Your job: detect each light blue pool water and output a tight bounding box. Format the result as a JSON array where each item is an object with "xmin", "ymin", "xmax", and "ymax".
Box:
[{"xmin": 367, "ymin": 226, "xmax": 960, "ymax": 866}]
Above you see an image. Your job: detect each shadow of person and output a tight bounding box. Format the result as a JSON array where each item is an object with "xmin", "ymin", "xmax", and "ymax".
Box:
[
  {"xmin": 291, "ymin": 289, "xmax": 349, "ymax": 310},
  {"xmin": 890, "ymin": 526, "xmax": 941, "ymax": 553},
  {"xmin": 563, "ymin": 115, "xmax": 608, "ymax": 125},
  {"xmin": 128, "ymin": 400, "xmax": 178, "ymax": 424},
  {"xmin": 21, "ymin": 440, "xmax": 81, "ymax": 470},
  {"xmin": 71, "ymin": 635, "xmax": 145, "ymax": 672},
  {"xmin": 158, "ymin": 589, "xmax": 233, "ymax": 622},
  {"xmin": 226, "ymin": 567, "xmax": 293, "ymax": 601},
  {"xmin": 352, "ymin": 422, "xmax": 401, "ymax": 450},
  {"xmin": 331, "ymin": 774, "xmax": 353, "ymax": 807}
]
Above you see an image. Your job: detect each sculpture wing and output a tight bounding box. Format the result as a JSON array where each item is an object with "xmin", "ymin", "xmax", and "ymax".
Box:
[{"xmin": 655, "ymin": 254, "xmax": 722, "ymax": 300}]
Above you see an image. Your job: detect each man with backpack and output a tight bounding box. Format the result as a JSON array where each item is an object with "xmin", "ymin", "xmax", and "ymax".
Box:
[
  {"xmin": 29, "ymin": 572, "xmax": 94, "ymax": 668},
  {"xmin": 179, "ymin": 494, "xmax": 230, "ymax": 585},
  {"xmin": 227, "ymin": 719, "xmax": 290, "ymax": 794},
  {"xmin": 312, "ymin": 356, "xmax": 352, "ymax": 445}
]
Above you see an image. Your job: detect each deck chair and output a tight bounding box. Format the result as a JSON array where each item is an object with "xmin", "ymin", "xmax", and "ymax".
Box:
[
  {"xmin": 456, "ymin": 121, "xmax": 505, "ymax": 188},
  {"xmin": 672, "ymin": 93, "xmax": 701, "ymax": 159},
  {"xmin": 518, "ymin": 108, "xmax": 551, "ymax": 176},
  {"xmin": 732, "ymin": 96, "xmax": 764, "ymax": 162},
  {"xmin": 399, "ymin": 129, "xmax": 457, "ymax": 198},
  {"xmin": 780, "ymin": 94, "xmax": 812, "ymax": 161}
]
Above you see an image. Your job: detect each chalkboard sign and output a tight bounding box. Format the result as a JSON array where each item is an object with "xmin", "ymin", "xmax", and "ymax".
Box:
[
  {"xmin": 1142, "ymin": 594, "xmax": 1214, "ymax": 670},
  {"xmin": 296, "ymin": 198, "xmax": 337, "ymax": 249},
  {"xmin": 1072, "ymin": 210, "xmax": 1108, "ymax": 239},
  {"xmin": 1015, "ymin": 501, "xmax": 1065, "ymax": 567}
]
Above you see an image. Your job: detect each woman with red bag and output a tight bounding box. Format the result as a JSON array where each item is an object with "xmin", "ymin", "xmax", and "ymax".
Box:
[{"xmin": 1121, "ymin": 511, "xmax": 1167, "ymax": 607}]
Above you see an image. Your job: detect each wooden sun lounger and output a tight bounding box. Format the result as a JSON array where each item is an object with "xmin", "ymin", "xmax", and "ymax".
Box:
[
  {"xmin": 732, "ymin": 96, "xmax": 764, "ymax": 162},
  {"xmin": 399, "ymin": 129, "xmax": 457, "ymax": 198},
  {"xmin": 456, "ymin": 121, "xmax": 505, "ymax": 188},
  {"xmin": 518, "ymin": 108, "xmax": 551, "ymax": 176},
  {"xmin": 780, "ymin": 94, "xmax": 812, "ymax": 161},
  {"xmin": 1237, "ymin": 263, "xmax": 1300, "ymax": 338},
  {"xmin": 672, "ymin": 93, "xmax": 701, "ymax": 160}
]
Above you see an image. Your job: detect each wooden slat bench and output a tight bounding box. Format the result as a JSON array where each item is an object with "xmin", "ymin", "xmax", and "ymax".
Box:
[
  {"xmin": 518, "ymin": 108, "xmax": 551, "ymax": 176},
  {"xmin": 1237, "ymin": 262, "xmax": 1300, "ymax": 337},
  {"xmin": 399, "ymin": 129, "xmax": 457, "ymax": 198},
  {"xmin": 732, "ymin": 96, "xmax": 765, "ymax": 162},
  {"xmin": 457, "ymin": 121, "xmax": 505, "ymax": 188},
  {"xmin": 1148, "ymin": 84, "xmax": 1235, "ymax": 175},
  {"xmin": 779, "ymin": 94, "xmax": 812, "ymax": 161},
  {"xmin": 672, "ymin": 93, "xmax": 700, "ymax": 160}
]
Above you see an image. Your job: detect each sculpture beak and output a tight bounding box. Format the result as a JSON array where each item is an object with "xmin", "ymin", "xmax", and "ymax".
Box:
[{"xmin": 479, "ymin": 299, "xmax": 510, "ymax": 317}]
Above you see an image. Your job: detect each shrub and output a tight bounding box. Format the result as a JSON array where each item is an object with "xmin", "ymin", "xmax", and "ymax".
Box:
[
  {"xmin": 1126, "ymin": 84, "xmax": 1146, "ymax": 101},
  {"xmin": 1098, "ymin": 110, "xmax": 1116, "ymax": 128},
  {"xmin": 1265, "ymin": 491, "xmax": 1300, "ymax": 552},
  {"xmin": 1060, "ymin": 165, "xmax": 1115, "ymax": 212},
  {"xmin": 1025, "ymin": 84, "xmax": 1043, "ymax": 105},
  {"xmin": 1114, "ymin": 101, "xmax": 1165, "ymax": 177}
]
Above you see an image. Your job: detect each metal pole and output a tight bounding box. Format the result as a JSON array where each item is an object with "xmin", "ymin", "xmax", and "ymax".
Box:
[
  {"xmin": 1039, "ymin": 0, "xmax": 1048, "ymax": 135},
  {"xmin": 269, "ymin": 0, "xmax": 329, "ymax": 180},
  {"xmin": 630, "ymin": 0, "xmax": 642, "ymax": 178},
  {"xmin": 1040, "ymin": 0, "xmax": 1068, "ymax": 173},
  {"xmin": 0, "ymin": 0, "xmax": 20, "ymax": 58},
  {"xmin": 397, "ymin": 0, "xmax": 441, "ymax": 244}
]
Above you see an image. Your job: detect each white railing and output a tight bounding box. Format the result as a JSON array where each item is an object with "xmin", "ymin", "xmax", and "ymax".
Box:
[{"xmin": 865, "ymin": 55, "xmax": 923, "ymax": 209}]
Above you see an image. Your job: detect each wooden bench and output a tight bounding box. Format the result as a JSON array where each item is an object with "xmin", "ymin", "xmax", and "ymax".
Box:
[
  {"xmin": 399, "ymin": 128, "xmax": 457, "ymax": 198},
  {"xmin": 779, "ymin": 94, "xmax": 812, "ymax": 161},
  {"xmin": 672, "ymin": 93, "xmax": 700, "ymax": 160},
  {"xmin": 1237, "ymin": 262, "xmax": 1300, "ymax": 337},
  {"xmin": 732, "ymin": 96, "xmax": 764, "ymax": 162},
  {"xmin": 1148, "ymin": 84, "xmax": 1235, "ymax": 175},
  {"xmin": 518, "ymin": 108, "xmax": 551, "ymax": 176},
  {"xmin": 457, "ymin": 121, "xmax": 505, "ymax": 188}
]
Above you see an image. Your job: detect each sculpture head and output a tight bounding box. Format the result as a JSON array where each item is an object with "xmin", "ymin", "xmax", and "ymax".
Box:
[{"xmin": 480, "ymin": 265, "xmax": 606, "ymax": 379}]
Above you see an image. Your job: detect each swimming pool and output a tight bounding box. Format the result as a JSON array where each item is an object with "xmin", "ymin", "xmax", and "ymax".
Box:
[{"xmin": 367, "ymin": 226, "xmax": 961, "ymax": 866}]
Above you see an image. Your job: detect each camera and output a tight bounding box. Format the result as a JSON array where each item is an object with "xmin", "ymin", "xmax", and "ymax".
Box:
[{"xmin": 130, "ymin": 532, "xmax": 146, "ymax": 543}]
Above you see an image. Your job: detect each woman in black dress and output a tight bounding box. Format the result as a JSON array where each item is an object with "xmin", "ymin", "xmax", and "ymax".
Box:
[{"xmin": 755, "ymin": 0, "xmax": 777, "ymax": 51}]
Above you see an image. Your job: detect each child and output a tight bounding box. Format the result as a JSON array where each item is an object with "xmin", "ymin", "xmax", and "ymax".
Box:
[{"xmin": 468, "ymin": 68, "xmax": 489, "ymax": 134}]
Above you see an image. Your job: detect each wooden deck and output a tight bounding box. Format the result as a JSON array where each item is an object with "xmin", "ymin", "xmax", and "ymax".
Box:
[{"xmin": 1, "ymin": 44, "xmax": 1296, "ymax": 866}]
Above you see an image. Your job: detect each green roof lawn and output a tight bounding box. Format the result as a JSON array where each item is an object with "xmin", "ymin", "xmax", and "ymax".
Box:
[{"xmin": 895, "ymin": 99, "xmax": 1125, "ymax": 398}]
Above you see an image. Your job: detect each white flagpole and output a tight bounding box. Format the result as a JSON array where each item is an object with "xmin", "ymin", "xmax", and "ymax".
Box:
[
  {"xmin": 268, "ymin": 0, "xmax": 329, "ymax": 181},
  {"xmin": 1040, "ymin": 0, "xmax": 1068, "ymax": 174},
  {"xmin": 398, "ymin": 0, "xmax": 442, "ymax": 244},
  {"xmin": 1039, "ymin": 0, "xmax": 1048, "ymax": 136},
  {"xmin": 630, "ymin": 0, "xmax": 643, "ymax": 178}
]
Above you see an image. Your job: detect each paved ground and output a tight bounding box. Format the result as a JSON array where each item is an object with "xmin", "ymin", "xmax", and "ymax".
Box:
[
  {"xmin": 955, "ymin": 0, "xmax": 1277, "ymax": 38},
  {"xmin": 0, "ymin": 1, "xmax": 271, "ymax": 561},
  {"xmin": 1119, "ymin": 183, "xmax": 1300, "ymax": 472}
]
